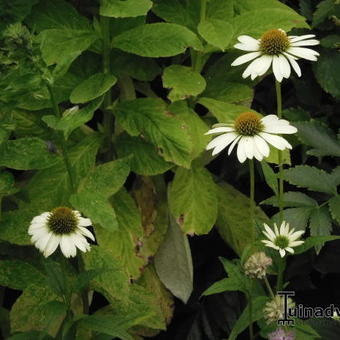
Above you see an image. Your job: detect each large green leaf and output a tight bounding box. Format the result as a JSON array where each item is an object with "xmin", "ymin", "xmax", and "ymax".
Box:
[
  {"xmin": 0, "ymin": 171, "xmax": 17, "ymax": 196},
  {"xmin": 284, "ymin": 165, "xmax": 338, "ymax": 195},
  {"xmin": 112, "ymin": 23, "xmax": 202, "ymax": 57},
  {"xmin": 100, "ymin": 0, "xmax": 152, "ymax": 18},
  {"xmin": 116, "ymin": 134, "xmax": 173, "ymax": 176},
  {"xmin": 273, "ymin": 207, "xmax": 313, "ymax": 231},
  {"xmin": 162, "ymin": 65, "xmax": 206, "ymax": 102},
  {"xmin": 70, "ymin": 73, "xmax": 117, "ymax": 104},
  {"xmin": 154, "ymin": 218, "xmax": 193, "ymax": 304},
  {"xmin": 312, "ymin": 0, "xmax": 339, "ymax": 27},
  {"xmin": 70, "ymin": 158, "xmax": 130, "ymax": 231},
  {"xmin": 0, "ymin": 137, "xmax": 59, "ymax": 170},
  {"xmin": 95, "ymin": 189, "xmax": 146, "ymax": 280},
  {"xmin": 329, "ymin": 195, "xmax": 340, "ymax": 225},
  {"xmin": 309, "ymin": 206, "xmax": 332, "ymax": 238},
  {"xmin": 207, "ymin": 0, "xmax": 234, "ymax": 20},
  {"xmin": 261, "ymin": 191, "xmax": 318, "ymax": 208},
  {"xmin": 168, "ymin": 166, "xmax": 218, "ymax": 235},
  {"xmin": 114, "ymin": 98, "xmax": 193, "ymax": 167},
  {"xmin": 216, "ymin": 182, "xmax": 268, "ymax": 256}
]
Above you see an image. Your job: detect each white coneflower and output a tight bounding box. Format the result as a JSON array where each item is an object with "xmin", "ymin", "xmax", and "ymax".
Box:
[
  {"xmin": 261, "ymin": 221, "xmax": 304, "ymax": 258},
  {"xmin": 244, "ymin": 252, "xmax": 272, "ymax": 279},
  {"xmin": 231, "ymin": 29, "xmax": 320, "ymax": 82},
  {"xmin": 205, "ymin": 112, "xmax": 297, "ymax": 163},
  {"xmin": 28, "ymin": 207, "xmax": 95, "ymax": 258}
]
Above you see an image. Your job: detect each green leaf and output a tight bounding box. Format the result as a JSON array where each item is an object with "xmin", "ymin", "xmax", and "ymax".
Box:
[
  {"xmin": 313, "ymin": 48, "xmax": 340, "ymax": 99},
  {"xmin": 70, "ymin": 157, "xmax": 130, "ymax": 230},
  {"xmin": 265, "ymin": 146, "xmax": 291, "ymax": 165},
  {"xmin": 261, "ymin": 162, "xmax": 278, "ymax": 195},
  {"xmin": 294, "ymin": 120, "xmax": 340, "ymax": 157},
  {"xmin": 0, "ymin": 171, "xmax": 17, "ymax": 196},
  {"xmin": 284, "ymin": 165, "xmax": 337, "ymax": 195},
  {"xmin": 39, "ymin": 29, "xmax": 98, "ymax": 67},
  {"xmin": 232, "ymin": 8, "xmax": 308, "ymax": 39},
  {"xmin": 207, "ymin": 0, "xmax": 234, "ymax": 21},
  {"xmin": 70, "ymin": 73, "xmax": 117, "ymax": 104},
  {"xmin": 95, "ymin": 188, "xmax": 146, "ymax": 280},
  {"xmin": 0, "ymin": 260, "xmax": 45, "ymax": 290},
  {"xmin": 320, "ymin": 34, "xmax": 340, "ymax": 48},
  {"xmin": 10, "ymin": 285, "xmax": 64, "ymax": 336},
  {"xmin": 42, "ymin": 97, "xmax": 103, "ymax": 139},
  {"xmin": 112, "ymin": 23, "xmax": 202, "ymax": 57},
  {"xmin": 329, "ymin": 195, "xmax": 340, "ymax": 225},
  {"xmin": 310, "ymin": 206, "xmax": 332, "ymax": 237},
  {"xmin": 294, "ymin": 235, "xmax": 340, "ymax": 255},
  {"xmin": 273, "ymin": 207, "xmax": 313, "ymax": 231},
  {"xmin": 154, "ymin": 218, "xmax": 193, "ymax": 304},
  {"xmin": 116, "ymin": 134, "xmax": 173, "ymax": 176},
  {"xmin": 203, "ymin": 278, "xmax": 240, "ymax": 296},
  {"xmin": 261, "ymin": 191, "xmax": 318, "ymax": 208},
  {"xmin": 0, "ymin": 137, "xmax": 59, "ymax": 170},
  {"xmin": 198, "ymin": 19, "xmax": 233, "ymax": 51},
  {"xmin": 312, "ymin": 0, "xmax": 337, "ymax": 27},
  {"xmin": 100, "ymin": 0, "xmax": 152, "ymax": 18},
  {"xmin": 114, "ymin": 98, "xmax": 192, "ymax": 167},
  {"xmin": 168, "ymin": 166, "xmax": 218, "ymax": 235},
  {"xmin": 216, "ymin": 182, "xmax": 268, "ymax": 256},
  {"xmin": 228, "ymin": 296, "xmax": 269, "ymax": 340},
  {"xmin": 162, "ymin": 65, "xmax": 206, "ymax": 102}
]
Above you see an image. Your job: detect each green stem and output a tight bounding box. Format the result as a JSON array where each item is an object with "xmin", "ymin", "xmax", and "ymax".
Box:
[
  {"xmin": 275, "ymin": 80, "xmax": 284, "ymax": 223},
  {"xmin": 248, "ymin": 282, "xmax": 254, "ymax": 340},
  {"xmin": 264, "ymin": 276, "xmax": 275, "ymax": 299},
  {"xmin": 200, "ymin": 0, "xmax": 207, "ymax": 23},
  {"xmin": 249, "ymin": 159, "xmax": 255, "ymax": 241},
  {"xmin": 47, "ymin": 84, "xmax": 75, "ymax": 192},
  {"xmin": 276, "ymin": 256, "xmax": 286, "ymax": 291},
  {"xmin": 118, "ymin": 75, "xmax": 136, "ymax": 101},
  {"xmin": 78, "ymin": 256, "xmax": 89, "ymax": 314},
  {"xmin": 101, "ymin": 15, "xmax": 114, "ymax": 160}
]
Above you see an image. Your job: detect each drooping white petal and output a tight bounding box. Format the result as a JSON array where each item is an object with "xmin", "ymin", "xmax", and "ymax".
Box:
[
  {"xmin": 283, "ymin": 52, "xmax": 302, "ymax": 77},
  {"xmin": 78, "ymin": 217, "xmax": 92, "ymax": 227},
  {"xmin": 290, "ymin": 230, "xmax": 305, "ymax": 241},
  {"xmin": 278, "ymin": 54, "xmax": 291, "ymax": 79},
  {"xmin": 252, "ymin": 142, "xmax": 264, "ymax": 161},
  {"xmin": 287, "ymin": 47, "xmax": 319, "ymax": 61},
  {"xmin": 285, "ymin": 247, "xmax": 295, "ymax": 254},
  {"xmin": 289, "ymin": 34, "xmax": 316, "ymax": 42},
  {"xmin": 236, "ymin": 137, "xmax": 247, "ymax": 163},
  {"xmin": 231, "ymin": 51, "xmax": 261, "ymax": 66},
  {"xmin": 30, "ymin": 213, "xmax": 49, "ymax": 225},
  {"xmin": 30, "ymin": 227, "xmax": 50, "ymax": 243},
  {"xmin": 35, "ymin": 232, "xmax": 53, "ymax": 252},
  {"xmin": 262, "ymin": 122, "xmax": 297, "ymax": 134},
  {"xmin": 243, "ymin": 136, "xmax": 255, "ymax": 159},
  {"xmin": 242, "ymin": 58, "xmax": 260, "ymax": 79},
  {"xmin": 252, "ymin": 55, "xmax": 273, "ymax": 76},
  {"xmin": 78, "ymin": 226, "xmax": 95, "ymax": 241},
  {"xmin": 272, "ymin": 55, "xmax": 283, "ymax": 82},
  {"xmin": 205, "ymin": 126, "xmax": 234, "ymax": 135},
  {"xmin": 43, "ymin": 235, "xmax": 61, "ymax": 257},
  {"xmin": 228, "ymin": 135, "xmax": 241, "ymax": 155},
  {"xmin": 259, "ymin": 132, "xmax": 292, "ymax": 150},
  {"xmin": 207, "ymin": 133, "xmax": 233, "ymax": 150},
  {"xmin": 237, "ymin": 35, "xmax": 261, "ymax": 50},
  {"xmin": 60, "ymin": 235, "xmax": 77, "ymax": 258},
  {"xmin": 291, "ymin": 39, "xmax": 319, "ymax": 47},
  {"xmin": 279, "ymin": 249, "xmax": 286, "ymax": 257},
  {"xmin": 211, "ymin": 135, "xmax": 238, "ymax": 156},
  {"xmin": 71, "ymin": 233, "xmax": 90, "ymax": 253}
]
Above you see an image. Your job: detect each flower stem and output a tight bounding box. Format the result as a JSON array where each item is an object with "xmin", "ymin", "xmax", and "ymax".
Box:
[
  {"xmin": 264, "ymin": 276, "xmax": 275, "ymax": 299},
  {"xmin": 200, "ymin": 0, "xmax": 207, "ymax": 23},
  {"xmin": 101, "ymin": 15, "xmax": 114, "ymax": 160},
  {"xmin": 47, "ymin": 83, "xmax": 75, "ymax": 193},
  {"xmin": 249, "ymin": 159, "xmax": 255, "ymax": 240},
  {"xmin": 78, "ymin": 256, "xmax": 89, "ymax": 314},
  {"xmin": 276, "ymin": 256, "xmax": 286, "ymax": 292},
  {"xmin": 275, "ymin": 80, "xmax": 284, "ymax": 223},
  {"xmin": 248, "ymin": 281, "xmax": 254, "ymax": 340}
]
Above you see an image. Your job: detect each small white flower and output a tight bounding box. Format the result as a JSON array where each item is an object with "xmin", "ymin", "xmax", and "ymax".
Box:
[
  {"xmin": 205, "ymin": 112, "xmax": 297, "ymax": 163},
  {"xmin": 28, "ymin": 207, "xmax": 95, "ymax": 258},
  {"xmin": 231, "ymin": 29, "xmax": 320, "ymax": 82},
  {"xmin": 261, "ymin": 221, "xmax": 304, "ymax": 258}
]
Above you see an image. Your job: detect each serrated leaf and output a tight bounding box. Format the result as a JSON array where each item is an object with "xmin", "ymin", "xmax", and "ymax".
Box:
[
  {"xmin": 207, "ymin": 0, "xmax": 234, "ymax": 20},
  {"xmin": 273, "ymin": 207, "xmax": 313, "ymax": 231},
  {"xmin": 198, "ymin": 19, "xmax": 233, "ymax": 51},
  {"xmin": 0, "ymin": 137, "xmax": 59, "ymax": 170},
  {"xmin": 216, "ymin": 182, "xmax": 268, "ymax": 256},
  {"xmin": 112, "ymin": 23, "xmax": 202, "ymax": 57},
  {"xmin": 261, "ymin": 191, "xmax": 318, "ymax": 208},
  {"xmin": 312, "ymin": 0, "xmax": 337, "ymax": 27},
  {"xmin": 70, "ymin": 157, "xmax": 130, "ymax": 230},
  {"xmin": 162, "ymin": 65, "xmax": 206, "ymax": 102},
  {"xmin": 168, "ymin": 166, "xmax": 218, "ymax": 235},
  {"xmin": 313, "ymin": 48, "xmax": 340, "ymax": 99},
  {"xmin": 100, "ymin": 0, "xmax": 152, "ymax": 18},
  {"xmin": 284, "ymin": 165, "xmax": 337, "ymax": 195},
  {"xmin": 294, "ymin": 120, "xmax": 340, "ymax": 157},
  {"xmin": 70, "ymin": 73, "xmax": 116, "ymax": 104},
  {"xmin": 154, "ymin": 218, "xmax": 193, "ymax": 303},
  {"xmin": 116, "ymin": 134, "xmax": 172, "ymax": 176},
  {"xmin": 261, "ymin": 162, "xmax": 278, "ymax": 195},
  {"xmin": 310, "ymin": 206, "xmax": 332, "ymax": 237},
  {"xmin": 42, "ymin": 97, "xmax": 103, "ymax": 139},
  {"xmin": 0, "ymin": 260, "xmax": 45, "ymax": 290},
  {"xmin": 294, "ymin": 235, "xmax": 340, "ymax": 255},
  {"xmin": 329, "ymin": 196, "xmax": 340, "ymax": 224},
  {"xmin": 114, "ymin": 98, "xmax": 192, "ymax": 167}
]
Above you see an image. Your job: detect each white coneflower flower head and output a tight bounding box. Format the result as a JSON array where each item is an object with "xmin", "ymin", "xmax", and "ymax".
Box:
[
  {"xmin": 231, "ymin": 28, "xmax": 320, "ymax": 82},
  {"xmin": 261, "ymin": 221, "xmax": 304, "ymax": 258},
  {"xmin": 244, "ymin": 251, "xmax": 272, "ymax": 279},
  {"xmin": 28, "ymin": 207, "xmax": 95, "ymax": 258},
  {"xmin": 205, "ymin": 112, "xmax": 297, "ymax": 163}
]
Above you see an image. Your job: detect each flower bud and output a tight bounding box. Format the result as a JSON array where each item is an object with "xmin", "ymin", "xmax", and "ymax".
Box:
[{"xmin": 244, "ymin": 252, "xmax": 272, "ymax": 279}]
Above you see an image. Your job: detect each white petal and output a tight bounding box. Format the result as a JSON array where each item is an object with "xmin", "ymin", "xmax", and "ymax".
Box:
[
  {"xmin": 79, "ymin": 217, "xmax": 92, "ymax": 227},
  {"xmin": 78, "ymin": 226, "xmax": 95, "ymax": 241},
  {"xmin": 290, "ymin": 230, "xmax": 305, "ymax": 241},
  {"xmin": 283, "ymin": 52, "xmax": 302, "ymax": 77},
  {"xmin": 252, "ymin": 142, "xmax": 264, "ymax": 161},
  {"xmin": 228, "ymin": 135, "xmax": 241, "ymax": 155},
  {"xmin": 253, "ymin": 55, "xmax": 273, "ymax": 76},
  {"xmin": 289, "ymin": 34, "xmax": 316, "ymax": 42},
  {"xmin": 259, "ymin": 132, "xmax": 292, "ymax": 150},
  {"xmin": 237, "ymin": 35, "xmax": 261, "ymax": 49},
  {"xmin": 272, "ymin": 55, "xmax": 283, "ymax": 82},
  {"xmin": 262, "ymin": 240, "xmax": 279, "ymax": 250},
  {"xmin": 31, "ymin": 226, "xmax": 50, "ymax": 243},
  {"xmin": 242, "ymin": 57, "xmax": 261, "ymax": 79},
  {"xmin": 254, "ymin": 135, "xmax": 270, "ymax": 157},
  {"xmin": 263, "ymin": 123, "xmax": 297, "ymax": 134},
  {"xmin": 285, "ymin": 247, "xmax": 295, "ymax": 254},
  {"xmin": 60, "ymin": 235, "xmax": 77, "ymax": 258},
  {"xmin": 35, "ymin": 232, "xmax": 53, "ymax": 252},
  {"xmin": 205, "ymin": 127, "xmax": 234, "ymax": 135},
  {"xmin": 236, "ymin": 137, "xmax": 247, "ymax": 163},
  {"xmin": 207, "ymin": 133, "xmax": 234, "ymax": 150},
  {"xmin": 279, "ymin": 249, "xmax": 286, "ymax": 257},
  {"xmin": 291, "ymin": 39, "xmax": 319, "ymax": 47},
  {"xmin": 287, "ymin": 47, "xmax": 319, "ymax": 61},
  {"xmin": 231, "ymin": 51, "xmax": 261, "ymax": 66},
  {"xmin": 72, "ymin": 233, "xmax": 90, "ymax": 253},
  {"xmin": 43, "ymin": 235, "xmax": 61, "ymax": 257},
  {"xmin": 278, "ymin": 54, "xmax": 291, "ymax": 79},
  {"xmin": 290, "ymin": 240, "xmax": 304, "ymax": 247},
  {"xmin": 30, "ymin": 213, "xmax": 49, "ymax": 225},
  {"xmin": 263, "ymin": 223, "xmax": 276, "ymax": 241},
  {"xmin": 274, "ymin": 223, "xmax": 279, "ymax": 235},
  {"xmin": 243, "ymin": 136, "xmax": 255, "ymax": 159},
  {"xmin": 280, "ymin": 222, "xmax": 286, "ymax": 235}
]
